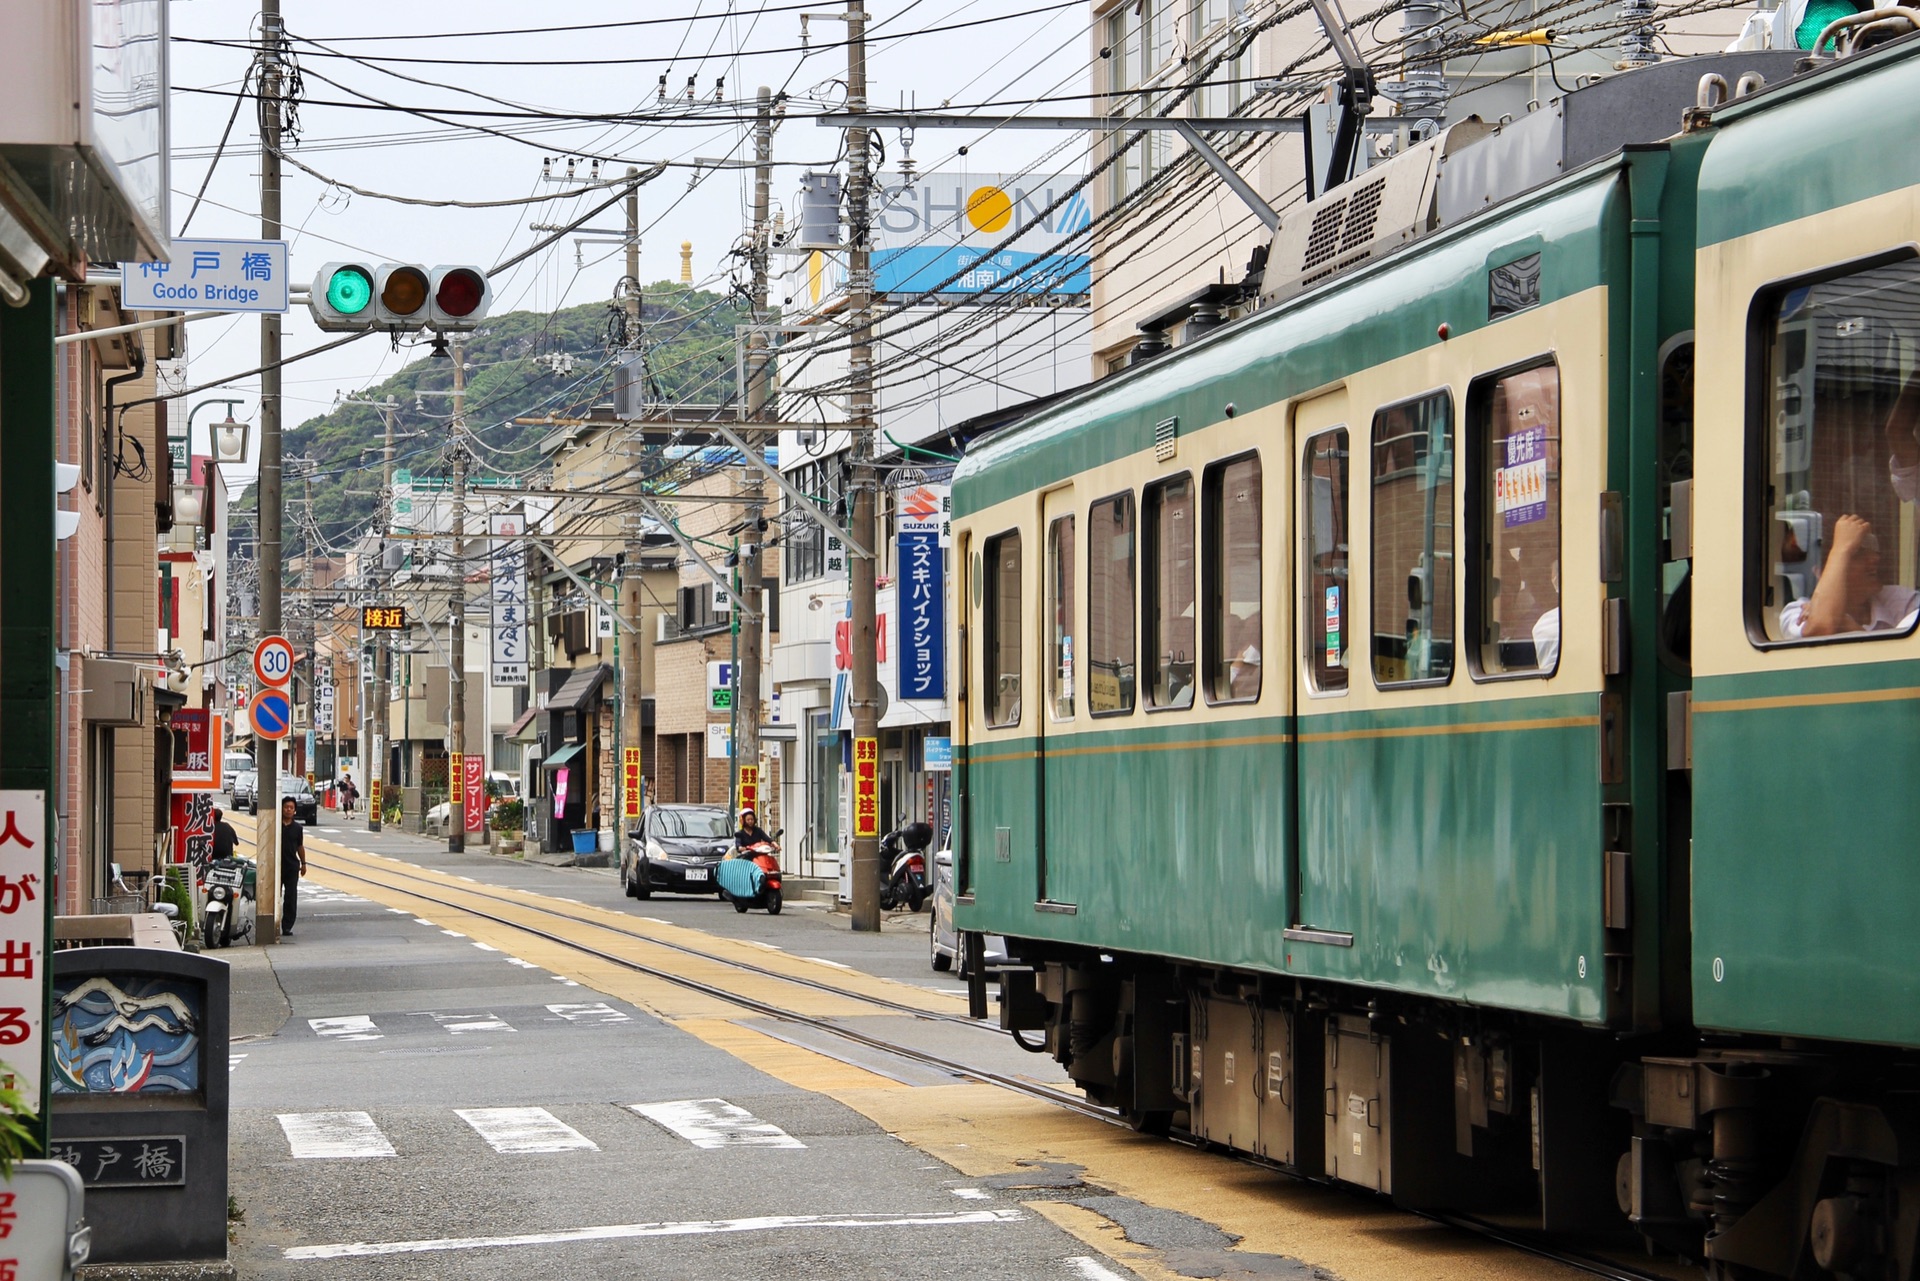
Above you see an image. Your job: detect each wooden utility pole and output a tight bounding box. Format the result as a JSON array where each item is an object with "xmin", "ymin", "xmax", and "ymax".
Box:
[
  {"xmin": 737, "ymin": 86, "xmax": 775, "ymax": 826},
  {"xmin": 448, "ymin": 340, "xmax": 468, "ymax": 851},
  {"xmin": 255, "ymin": 0, "xmax": 284, "ymax": 938},
  {"xmin": 845, "ymin": 2, "xmax": 881, "ymax": 932},
  {"xmin": 369, "ymin": 396, "xmax": 395, "ymax": 832}
]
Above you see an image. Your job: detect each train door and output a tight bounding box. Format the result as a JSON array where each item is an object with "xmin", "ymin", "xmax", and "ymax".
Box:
[
  {"xmin": 1290, "ymin": 389, "xmax": 1356, "ymax": 941},
  {"xmin": 1036, "ymin": 485, "xmax": 1077, "ymax": 906}
]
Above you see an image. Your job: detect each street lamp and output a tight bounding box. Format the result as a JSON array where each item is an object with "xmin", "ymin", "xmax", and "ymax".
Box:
[
  {"xmin": 171, "ymin": 480, "xmax": 207, "ymax": 529},
  {"xmin": 212, "ymin": 414, "xmax": 251, "ymax": 466}
]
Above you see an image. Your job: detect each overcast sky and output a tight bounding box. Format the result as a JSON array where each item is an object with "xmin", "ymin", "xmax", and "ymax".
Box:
[{"xmin": 165, "ymin": 1, "xmax": 1097, "ymax": 473}]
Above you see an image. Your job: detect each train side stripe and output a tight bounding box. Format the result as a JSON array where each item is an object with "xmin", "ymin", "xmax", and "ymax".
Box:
[
  {"xmin": 1693, "ymin": 685, "xmax": 1920, "ymax": 715},
  {"xmin": 962, "ymin": 716, "xmax": 1598, "ymax": 762}
]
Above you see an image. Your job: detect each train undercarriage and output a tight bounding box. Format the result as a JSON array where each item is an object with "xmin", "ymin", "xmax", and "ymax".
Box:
[{"xmin": 989, "ymin": 943, "xmax": 1920, "ymax": 1280}]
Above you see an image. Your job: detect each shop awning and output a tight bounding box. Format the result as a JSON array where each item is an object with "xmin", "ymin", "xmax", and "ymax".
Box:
[
  {"xmin": 547, "ymin": 665, "xmax": 609, "ymax": 712},
  {"xmin": 541, "ymin": 742, "xmax": 584, "ymax": 770},
  {"xmin": 506, "ymin": 706, "xmax": 540, "ymax": 743}
]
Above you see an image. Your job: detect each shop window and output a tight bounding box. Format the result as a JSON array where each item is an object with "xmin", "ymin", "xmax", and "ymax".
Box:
[
  {"xmin": 1204, "ymin": 454, "xmax": 1262, "ymax": 702},
  {"xmin": 1144, "ymin": 474, "xmax": 1196, "ymax": 709},
  {"xmin": 1304, "ymin": 431, "xmax": 1350, "ymax": 692},
  {"xmin": 984, "ymin": 530, "xmax": 1023, "ymax": 727},
  {"xmin": 1371, "ymin": 391, "xmax": 1455, "ymax": 687},
  {"xmin": 1753, "ymin": 255, "xmax": 1920, "ymax": 644},
  {"xmin": 1087, "ymin": 493, "xmax": 1137, "ymax": 714},
  {"xmin": 1472, "ymin": 361, "xmax": 1562, "ymax": 676}
]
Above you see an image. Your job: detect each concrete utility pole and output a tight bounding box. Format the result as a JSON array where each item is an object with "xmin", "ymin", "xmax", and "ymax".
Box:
[
  {"xmin": 845, "ymin": 2, "xmax": 882, "ymax": 933},
  {"xmin": 736, "ymin": 85, "xmax": 775, "ymax": 826},
  {"xmin": 370, "ymin": 395, "xmax": 396, "ymax": 832},
  {"xmin": 448, "ymin": 340, "xmax": 469, "ymax": 851},
  {"xmin": 620, "ymin": 168, "xmax": 644, "ymax": 832},
  {"xmin": 256, "ymin": 0, "xmax": 284, "ymax": 938}
]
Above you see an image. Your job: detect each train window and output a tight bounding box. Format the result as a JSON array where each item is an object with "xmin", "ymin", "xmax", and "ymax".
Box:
[
  {"xmin": 1205, "ymin": 454, "xmax": 1262, "ymax": 703},
  {"xmin": 1304, "ymin": 430, "xmax": 1350, "ymax": 693},
  {"xmin": 1371, "ymin": 392, "xmax": 1455, "ymax": 687},
  {"xmin": 1144, "ymin": 474, "xmax": 1197, "ymax": 710},
  {"xmin": 1047, "ymin": 515, "xmax": 1075, "ymax": 720},
  {"xmin": 984, "ymin": 530, "xmax": 1023, "ymax": 727},
  {"xmin": 1471, "ymin": 362, "xmax": 1562, "ymax": 677},
  {"xmin": 1087, "ymin": 492, "xmax": 1137, "ymax": 715},
  {"xmin": 1752, "ymin": 256, "xmax": 1920, "ymax": 645}
]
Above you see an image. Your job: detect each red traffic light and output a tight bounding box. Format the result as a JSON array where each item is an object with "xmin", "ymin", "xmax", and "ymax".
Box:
[{"xmin": 435, "ymin": 269, "xmax": 485, "ymax": 318}]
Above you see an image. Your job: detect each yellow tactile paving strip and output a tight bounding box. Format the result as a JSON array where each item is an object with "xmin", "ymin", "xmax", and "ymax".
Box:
[{"xmin": 230, "ymin": 819, "xmax": 1586, "ymax": 1280}]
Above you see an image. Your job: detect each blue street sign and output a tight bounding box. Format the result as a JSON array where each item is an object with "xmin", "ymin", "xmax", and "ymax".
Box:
[
  {"xmin": 251, "ymin": 690, "xmax": 293, "ymax": 741},
  {"xmin": 122, "ymin": 238, "xmax": 290, "ymax": 313}
]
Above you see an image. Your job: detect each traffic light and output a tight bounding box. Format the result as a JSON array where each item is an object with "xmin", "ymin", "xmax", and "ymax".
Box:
[
  {"xmin": 307, "ymin": 262, "xmax": 491, "ymax": 333},
  {"xmin": 1772, "ymin": 0, "xmax": 1870, "ymax": 48}
]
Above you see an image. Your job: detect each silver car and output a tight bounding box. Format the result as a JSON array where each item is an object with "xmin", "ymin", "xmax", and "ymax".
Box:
[{"xmin": 928, "ymin": 848, "xmax": 1007, "ymax": 975}]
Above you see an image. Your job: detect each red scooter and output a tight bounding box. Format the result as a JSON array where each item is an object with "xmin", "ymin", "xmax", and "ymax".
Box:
[{"xmin": 715, "ymin": 834, "xmax": 784, "ymax": 916}]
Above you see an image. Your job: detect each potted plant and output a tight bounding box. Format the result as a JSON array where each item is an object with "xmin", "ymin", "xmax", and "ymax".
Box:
[{"xmin": 0, "ymin": 1065, "xmax": 39, "ymax": 1177}]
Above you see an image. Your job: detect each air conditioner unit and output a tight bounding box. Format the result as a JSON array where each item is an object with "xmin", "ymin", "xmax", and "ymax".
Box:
[{"xmin": 83, "ymin": 660, "xmax": 146, "ymax": 727}]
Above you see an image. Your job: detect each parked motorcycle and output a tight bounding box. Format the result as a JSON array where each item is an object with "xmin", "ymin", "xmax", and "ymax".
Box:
[
  {"xmin": 716, "ymin": 833, "xmax": 784, "ymax": 916},
  {"xmin": 201, "ymin": 855, "xmax": 256, "ymax": 949},
  {"xmin": 879, "ymin": 822, "xmax": 933, "ymax": 913}
]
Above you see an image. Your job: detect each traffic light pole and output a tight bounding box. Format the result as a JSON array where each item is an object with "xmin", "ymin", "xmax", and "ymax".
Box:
[
  {"xmin": 845, "ymin": 2, "xmax": 882, "ymax": 934},
  {"xmin": 448, "ymin": 340, "xmax": 468, "ymax": 852},
  {"xmin": 255, "ymin": 0, "xmax": 284, "ymax": 939}
]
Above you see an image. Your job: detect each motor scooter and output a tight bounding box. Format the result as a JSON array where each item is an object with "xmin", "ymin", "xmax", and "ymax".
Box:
[
  {"xmin": 879, "ymin": 822, "xmax": 932, "ymax": 913},
  {"xmin": 201, "ymin": 855, "xmax": 256, "ymax": 949},
  {"xmin": 715, "ymin": 832, "xmax": 784, "ymax": 915}
]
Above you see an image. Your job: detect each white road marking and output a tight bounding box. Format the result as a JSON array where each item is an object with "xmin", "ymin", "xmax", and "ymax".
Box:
[
  {"xmin": 456, "ymin": 1107, "xmax": 598, "ymax": 1154},
  {"xmin": 739, "ymin": 940, "xmax": 784, "ymax": 951},
  {"xmin": 547, "ymin": 1002, "xmax": 629, "ymax": 1025},
  {"xmin": 550, "ymin": 975, "xmax": 579, "ymax": 986},
  {"xmin": 420, "ymin": 1011, "xmax": 514, "ymax": 1035},
  {"xmin": 471, "ymin": 941, "xmax": 499, "ymax": 952},
  {"xmin": 456, "ymin": 875, "xmax": 476, "ymax": 882},
  {"xmin": 412, "ymin": 918, "xmax": 436, "ymax": 927},
  {"xmin": 802, "ymin": 956, "xmax": 853, "ymax": 970},
  {"xmin": 1065, "ymin": 1258, "xmax": 1130, "ymax": 1281},
  {"xmin": 309, "ymin": 1015, "xmax": 382, "ymax": 1042},
  {"xmin": 440, "ymin": 929, "xmax": 467, "ymax": 938},
  {"xmin": 279, "ymin": 1112, "xmax": 396, "ymax": 1159},
  {"xmin": 639, "ymin": 917, "xmax": 670, "ymax": 925},
  {"xmin": 504, "ymin": 957, "xmax": 540, "ymax": 969},
  {"xmin": 386, "ymin": 907, "xmax": 408, "ymax": 914},
  {"xmin": 951, "ymin": 1188, "xmax": 991, "ymax": 1201},
  {"xmin": 628, "ymin": 1098, "xmax": 804, "ymax": 1149},
  {"xmin": 229, "ymin": 1054, "xmax": 247, "ymax": 1072},
  {"xmin": 286, "ymin": 1209, "xmax": 1024, "ymax": 1259}
]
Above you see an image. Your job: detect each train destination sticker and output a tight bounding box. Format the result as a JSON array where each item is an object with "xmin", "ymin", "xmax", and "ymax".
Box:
[{"xmin": 1495, "ymin": 427, "xmax": 1549, "ymax": 527}]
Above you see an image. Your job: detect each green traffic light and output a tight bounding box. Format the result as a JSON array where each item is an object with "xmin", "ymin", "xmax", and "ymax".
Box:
[
  {"xmin": 325, "ymin": 266, "xmax": 374, "ymax": 315},
  {"xmin": 1796, "ymin": 0, "xmax": 1862, "ymax": 48}
]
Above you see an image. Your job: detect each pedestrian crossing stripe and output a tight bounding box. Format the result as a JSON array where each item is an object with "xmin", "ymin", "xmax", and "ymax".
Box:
[
  {"xmin": 310, "ymin": 1015, "xmax": 382, "ymax": 1041},
  {"xmin": 547, "ymin": 1002, "xmax": 628, "ymax": 1025},
  {"xmin": 273, "ymin": 1100, "xmax": 802, "ymax": 1159},
  {"xmin": 628, "ymin": 1098, "xmax": 805, "ymax": 1150}
]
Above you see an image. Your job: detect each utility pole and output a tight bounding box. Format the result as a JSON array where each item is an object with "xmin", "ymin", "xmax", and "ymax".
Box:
[
  {"xmin": 370, "ymin": 395, "xmax": 396, "ymax": 832},
  {"xmin": 256, "ymin": 0, "xmax": 284, "ymax": 938},
  {"xmin": 620, "ymin": 168, "xmax": 644, "ymax": 834},
  {"xmin": 737, "ymin": 85, "xmax": 775, "ymax": 829},
  {"xmin": 448, "ymin": 340, "xmax": 469, "ymax": 852},
  {"xmin": 845, "ymin": 2, "xmax": 882, "ymax": 933}
]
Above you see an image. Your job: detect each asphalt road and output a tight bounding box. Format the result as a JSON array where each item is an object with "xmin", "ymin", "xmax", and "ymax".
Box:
[{"xmin": 222, "ymin": 819, "xmax": 1139, "ymax": 1279}]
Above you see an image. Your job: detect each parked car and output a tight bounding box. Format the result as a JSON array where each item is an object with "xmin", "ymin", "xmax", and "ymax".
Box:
[
  {"xmin": 279, "ymin": 776, "xmax": 319, "ymax": 824},
  {"xmin": 928, "ymin": 848, "xmax": 1007, "ymax": 976},
  {"xmin": 229, "ymin": 770, "xmax": 258, "ymax": 814},
  {"xmin": 624, "ymin": 805, "xmax": 735, "ymax": 899}
]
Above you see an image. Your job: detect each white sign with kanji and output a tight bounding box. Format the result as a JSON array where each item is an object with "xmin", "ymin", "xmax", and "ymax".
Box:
[{"xmin": 0, "ymin": 792, "xmax": 45, "ymax": 1104}]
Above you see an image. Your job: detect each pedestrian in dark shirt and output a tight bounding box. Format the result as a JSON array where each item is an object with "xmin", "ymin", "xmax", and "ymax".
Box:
[
  {"xmin": 210, "ymin": 808, "xmax": 239, "ymax": 862},
  {"xmin": 280, "ymin": 797, "xmax": 307, "ymax": 936}
]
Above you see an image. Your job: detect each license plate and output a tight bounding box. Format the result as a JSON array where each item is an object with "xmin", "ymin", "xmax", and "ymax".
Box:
[
  {"xmin": 207, "ymin": 869, "xmax": 242, "ymax": 887},
  {"xmin": 683, "ymin": 867, "xmax": 709, "ymax": 882}
]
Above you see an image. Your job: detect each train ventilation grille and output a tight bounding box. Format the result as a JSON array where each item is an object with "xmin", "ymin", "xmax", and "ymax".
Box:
[
  {"xmin": 1340, "ymin": 177, "xmax": 1387, "ymax": 250},
  {"xmin": 1301, "ymin": 198, "xmax": 1350, "ymax": 272},
  {"xmin": 1153, "ymin": 416, "xmax": 1179, "ymax": 461}
]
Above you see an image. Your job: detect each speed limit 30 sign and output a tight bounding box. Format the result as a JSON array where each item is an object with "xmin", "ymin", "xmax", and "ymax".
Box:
[{"xmin": 253, "ymin": 635, "xmax": 295, "ymax": 688}]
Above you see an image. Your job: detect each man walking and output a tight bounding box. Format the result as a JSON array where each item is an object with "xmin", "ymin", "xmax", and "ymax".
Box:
[{"xmin": 280, "ymin": 796, "xmax": 307, "ymax": 936}]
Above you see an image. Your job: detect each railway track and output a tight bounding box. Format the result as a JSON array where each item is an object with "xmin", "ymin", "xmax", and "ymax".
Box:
[{"xmin": 230, "ymin": 819, "xmax": 1682, "ymax": 1281}]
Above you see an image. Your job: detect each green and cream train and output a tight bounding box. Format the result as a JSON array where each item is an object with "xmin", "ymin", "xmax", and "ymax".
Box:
[{"xmin": 950, "ymin": 33, "xmax": 1920, "ymax": 1279}]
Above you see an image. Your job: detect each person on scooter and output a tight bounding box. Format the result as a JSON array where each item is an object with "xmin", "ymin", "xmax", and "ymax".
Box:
[{"xmin": 734, "ymin": 808, "xmax": 773, "ymax": 850}]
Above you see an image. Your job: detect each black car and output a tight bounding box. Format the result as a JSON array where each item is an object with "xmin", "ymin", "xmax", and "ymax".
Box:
[
  {"xmin": 278, "ymin": 776, "xmax": 319, "ymax": 824},
  {"xmin": 230, "ymin": 770, "xmax": 258, "ymax": 814},
  {"xmin": 623, "ymin": 805, "xmax": 733, "ymax": 899}
]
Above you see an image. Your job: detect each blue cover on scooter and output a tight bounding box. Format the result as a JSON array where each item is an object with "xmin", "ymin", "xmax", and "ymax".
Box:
[{"xmin": 714, "ymin": 856, "xmax": 764, "ymax": 900}]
